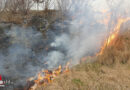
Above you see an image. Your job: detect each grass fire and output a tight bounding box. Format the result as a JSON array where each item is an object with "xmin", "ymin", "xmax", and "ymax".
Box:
[
  {"xmin": 97, "ymin": 17, "xmax": 130, "ymax": 55},
  {"xmin": 0, "ymin": 0, "xmax": 130, "ymax": 90},
  {"xmin": 29, "ymin": 62, "xmax": 70, "ymax": 90}
]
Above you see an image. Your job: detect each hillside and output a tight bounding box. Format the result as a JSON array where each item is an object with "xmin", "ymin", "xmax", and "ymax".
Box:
[{"xmin": 35, "ymin": 28, "xmax": 130, "ymax": 90}]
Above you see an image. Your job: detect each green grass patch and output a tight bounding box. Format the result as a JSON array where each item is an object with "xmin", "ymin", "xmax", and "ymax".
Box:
[{"xmin": 72, "ymin": 78, "xmax": 84, "ymax": 86}]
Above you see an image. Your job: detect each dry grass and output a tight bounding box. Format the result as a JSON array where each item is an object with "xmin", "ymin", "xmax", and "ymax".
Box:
[
  {"xmin": 0, "ymin": 10, "xmax": 61, "ymax": 24},
  {"xmin": 36, "ymin": 28, "xmax": 130, "ymax": 90},
  {"xmin": 98, "ymin": 28, "xmax": 130, "ymax": 65},
  {"xmin": 0, "ymin": 12, "xmax": 24, "ymax": 24}
]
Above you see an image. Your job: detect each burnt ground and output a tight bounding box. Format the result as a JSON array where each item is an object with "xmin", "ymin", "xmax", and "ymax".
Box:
[
  {"xmin": 0, "ymin": 19, "xmax": 71, "ymax": 89},
  {"xmin": 0, "ymin": 24, "xmax": 11, "ymax": 54}
]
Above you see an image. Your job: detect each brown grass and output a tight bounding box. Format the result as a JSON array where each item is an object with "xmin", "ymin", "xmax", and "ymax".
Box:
[
  {"xmin": 98, "ymin": 28, "xmax": 130, "ymax": 65},
  {"xmin": 0, "ymin": 12, "xmax": 24, "ymax": 24},
  {"xmin": 35, "ymin": 28, "xmax": 130, "ymax": 90},
  {"xmin": 0, "ymin": 10, "xmax": 61, "ymax": 24}
]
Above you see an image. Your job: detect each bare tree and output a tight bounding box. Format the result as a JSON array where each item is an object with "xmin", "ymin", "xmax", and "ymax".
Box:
[
  {"xmin": 3, "ymin": 0, "xmax": 18, "ymax": 14},
  {"xmin": 36, "ymin": 0, "xmax": 53, "ymax": 11},
  {"xmin": 2, "ymin": 0, "xmax": 34, "ymax": 15},
  {"xmin": 56, "ymin": 0, "xmax": 72, "ymax": 12},
  {"xmin": 33, "ymin": 0, "xmax": 41, "ymax": 10},
  {"xmin": 17, "ymin": 0, "xmax": 34, "ymax": 15},
  {"xmin": 0, "ymin": 0, "xmax": 2, "ymax": 11},
  {"xmin": 44, "ymin": 0, "xmax": 52, "ymax": 11},
  {"xmin": 0, "ymin": 0, "xmax": 3, "ymax": 14}
]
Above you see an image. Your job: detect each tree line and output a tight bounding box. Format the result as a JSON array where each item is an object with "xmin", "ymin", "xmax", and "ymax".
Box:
[{"xmin": 0, "ymin": 0, "xmax": 73, "ymax": 15}]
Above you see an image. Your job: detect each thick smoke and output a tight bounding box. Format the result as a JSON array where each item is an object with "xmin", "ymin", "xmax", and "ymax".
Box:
[
  {"xmin": 50, "ymin": 0, "xmax": 130, "ymax": 65},
  {"xmin": 50, "ymin": 0, "xmax": 107, "ymax": 65},
  {"xmin": 0, "ymin": 26, "xmax": 46, "ymax": 85},
  {"xmin": 0, "ymin": 0, "xmax": 130, "ymax": 87}
]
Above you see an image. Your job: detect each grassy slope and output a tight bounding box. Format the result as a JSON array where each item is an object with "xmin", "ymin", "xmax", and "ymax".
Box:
[{"xmin": 36, "ymin": 28, "xmax": 130, "ymax": 90}]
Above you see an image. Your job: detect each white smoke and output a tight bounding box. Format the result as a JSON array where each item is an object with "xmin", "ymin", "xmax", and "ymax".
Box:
[
  {"xmin": 49, "ymin": 0, "xmax": 107, "ymax": 65},
  {"xmin": 0, "ymin": 26, "xmax": 45, "ymax": 86},
  {"xmin": 49, "ymin": 0, "xmax": 130, "ymax": 65},
  {"xmin": 0, "ymin": 0, "xmax": 130, "ymax": 87}
]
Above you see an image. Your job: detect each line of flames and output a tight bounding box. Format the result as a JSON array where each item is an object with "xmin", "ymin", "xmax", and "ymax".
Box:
[
  {"xmin": 29, "ymin": 17, "xmax": 130, "ymax": 90},
  {"xmin": 29, "ymin": 62, "xmax": 70, "ymax": 90},
  {"xmin": 97, "ymin": 17, "xmax": 130, "ymax": 55}
]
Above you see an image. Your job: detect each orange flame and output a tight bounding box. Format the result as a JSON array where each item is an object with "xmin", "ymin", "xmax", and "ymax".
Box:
[
  {"xmin": 29, "ymin": 16, "xmax": 130, "ymax": 90},
  {"xmin": 30, "ymin": 62, "xmax": 70, "ymax": 89},
  {"xmin": 97, "ymin": 17, "xmax": 130, "ymax": 55}
]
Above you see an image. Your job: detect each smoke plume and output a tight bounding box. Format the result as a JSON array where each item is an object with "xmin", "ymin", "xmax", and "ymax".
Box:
[{"xmin": 0, "ymin": 0, "xmax": 130, "ymax": 87}]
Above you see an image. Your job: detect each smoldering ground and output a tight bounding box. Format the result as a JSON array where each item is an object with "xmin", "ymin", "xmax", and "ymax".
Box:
[{"xmin": 0, "ymin": 20, "xmax": 105, "ymax": 87}]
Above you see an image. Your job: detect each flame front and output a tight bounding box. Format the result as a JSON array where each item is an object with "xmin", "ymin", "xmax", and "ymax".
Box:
[
  {"xmin": 98, "ymin": 17, "xmax": 130, "ymax": 55},
  {"xmin": 29, "ymin": 17, "xmax": 130, "ymax": 90},
  {"xmin": 29, "ymin": 62, "xmax": 70, "ymax": 89}
]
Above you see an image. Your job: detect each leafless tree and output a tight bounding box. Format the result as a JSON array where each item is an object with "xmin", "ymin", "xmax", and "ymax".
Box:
[
  {"xmin": 2, "ymin": 0, "xmax": 34, "ymax": 15},
  {"xmin": 17, "ymin": 0, "xmax": 34, "ymax": 15},
  {"xmin": 33, "ymin": 0, "xmax": 41, "ymax": 10},
  {"xmin": 0, "ymin": 0, "xmax": 3, "ymax": 13},
  {"xmin": 3, "ymin": 0, "xmax": 18, "ymax": 13},
  {"xmin": 35, "ymin": 0, "xmax": 53, "ymax": 11},
  {"xmin": 44, "ymin": 0, "xmax": 52, "ymax": 11},
  {"xmin": 56, "ymin": 0, "xmax": 72, "ymax": 12}
]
